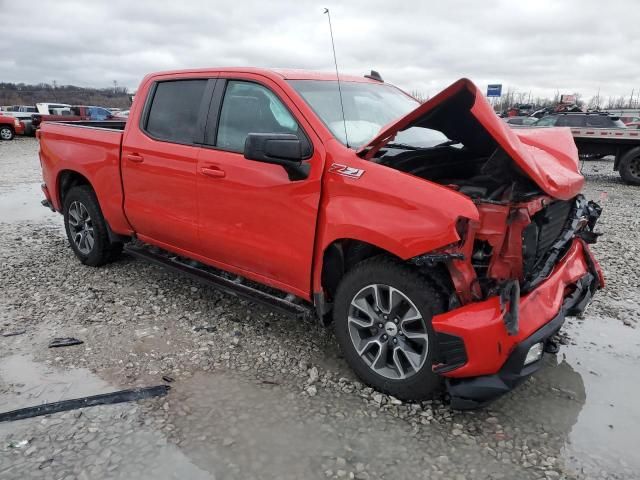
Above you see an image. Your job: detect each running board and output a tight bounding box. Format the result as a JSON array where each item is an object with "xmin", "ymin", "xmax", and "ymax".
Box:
[{"xmin": 124, "ymin": 245, "xmax": 314, "ymax": 320}]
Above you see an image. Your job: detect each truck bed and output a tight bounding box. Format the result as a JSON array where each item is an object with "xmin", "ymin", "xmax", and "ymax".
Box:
[
  {"xmin": 38, "ymin": 121, "xmax": 131, "ymax": 234},
  {"xmin": 54, "ymin": 120, "xmax": 127, "ymax": 131}
]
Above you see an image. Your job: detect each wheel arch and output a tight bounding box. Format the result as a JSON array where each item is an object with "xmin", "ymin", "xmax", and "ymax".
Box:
[
  {"xmin": 57, "ymin": 170, "xmax": 93, "ymax": 208},
  {"xmin": 316, "ymin": 237, "xmax": 456, "ymax": 323}
]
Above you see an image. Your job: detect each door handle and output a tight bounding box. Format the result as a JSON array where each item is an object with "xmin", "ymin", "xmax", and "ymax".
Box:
[
  {"xmin": 126, "ymin": 153, "xmax": 144, "ymax": 163},
  {"xmin": 201, "ymin": 167, "xmax": 226, "ymax": 178}
]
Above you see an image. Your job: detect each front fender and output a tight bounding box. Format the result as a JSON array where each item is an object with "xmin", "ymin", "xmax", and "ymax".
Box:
[{"xmin": 312, "ymin": 158, "xmax": 479, "ymax": 291}]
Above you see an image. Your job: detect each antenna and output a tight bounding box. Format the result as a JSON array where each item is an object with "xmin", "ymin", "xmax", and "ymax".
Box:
[{"xmin": 323, "ymin": 8, "xmax": 349, "ymax": 148}]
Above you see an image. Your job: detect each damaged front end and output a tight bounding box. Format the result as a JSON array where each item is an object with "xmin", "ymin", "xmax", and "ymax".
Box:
[
  {"xmin": 441, "ymin": 194, "xmax": 603, "ymax": 314},
  {"xmin": 424, "ymin": 195, "xmax": 603, "ymax": 408},
  {"xmin": 362, "ymin": 78, "xmax": 605, "ymax": 407}
]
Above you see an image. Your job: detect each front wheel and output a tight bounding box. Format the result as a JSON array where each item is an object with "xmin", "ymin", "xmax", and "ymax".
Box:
[
  {"xmin": 333, "ymin": 256, "xmax": 445, "ymax": 401},
  {"xmin": 0, "ymin": 126, "xmax": 14, "ymax": 141}
]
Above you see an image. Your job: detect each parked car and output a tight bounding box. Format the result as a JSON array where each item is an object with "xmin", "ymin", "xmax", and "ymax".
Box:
[
  {"xmin": 0, "ymin": 114, "xmax": 25, "ymax": 140},
  {"xmin": 504, "ymin": 116, "xmax": 538, "ymax": 126},
  {"xmin": 36, "ymin": 103, "xmax": 73, "ymax": 114},
  {"xmin": 533, "ymin": 112, "xmax": 626, "ymax": 128},
  {"xmin": 32, "ymin": 105, "xmax": 120, "ymax": 128},
  {"xmin": 504, "ymin": 103, "xmax": 535, "ymax": 117},
  {"xmin": 2, "ymin": 112, "xmax": 36, "ymax": 135},
  {"xmin": 114, "ymin": 110, "xmax": 130, "ymax": 118},
  {"xmin": 38, "ymin": 68, "xmax": 603, "ymax": 408}
]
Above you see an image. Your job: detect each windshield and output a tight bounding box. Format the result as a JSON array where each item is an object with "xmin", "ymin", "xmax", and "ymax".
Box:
[{"xmin": 289, "ymin": 80, "xmax": 448, "ymax": 148}]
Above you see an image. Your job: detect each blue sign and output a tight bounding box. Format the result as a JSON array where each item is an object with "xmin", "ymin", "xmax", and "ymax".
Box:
[{"xmin": 487, "ymin": 84, "xmax": 502, "ymax": 97}]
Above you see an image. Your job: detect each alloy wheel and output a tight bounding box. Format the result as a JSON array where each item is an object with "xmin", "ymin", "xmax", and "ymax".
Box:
[
  {"xmin": 0, "ymin": 127, "xmax": 12, "ymax": 140},
  {"xmin": 347, "ymin": 284, "xmax": 429, "ymax": 380},
  {"xmin": 67, "ymin": 201, "xmax": 95, "ymax": 255}
]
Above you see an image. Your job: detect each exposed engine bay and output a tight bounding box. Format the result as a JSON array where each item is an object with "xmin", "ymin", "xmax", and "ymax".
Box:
[
  {"xmin": 364, "ymin": 79, "xmax": 602, "ymax": 325},
  {"xmin": 375, "ymin": 138, "xmax": 603, "ymax": 317},
  {"xmin": 374, "ymin": 145, "xmax": 542, "ymax": 202}
]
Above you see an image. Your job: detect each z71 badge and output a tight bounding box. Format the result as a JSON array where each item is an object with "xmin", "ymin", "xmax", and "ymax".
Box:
[{"xmin": 329, "ymin": 163, "xmax": 365, "ymax": 179}]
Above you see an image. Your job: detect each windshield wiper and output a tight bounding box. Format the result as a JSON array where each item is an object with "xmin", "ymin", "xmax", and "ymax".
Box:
[
  {"xmin": 385, "ymin": 142, "xmax": 427, "ymax": 150},
  {"xmin": 385, "ymin": 139, "xmax": 460, "ymax": 151},
  {"xmin": 433, "ymin": 139, "xmax": 461, "ymax": 147}
]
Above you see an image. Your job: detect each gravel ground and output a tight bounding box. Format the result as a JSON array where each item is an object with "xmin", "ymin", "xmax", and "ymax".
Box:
[{"xmin": 1, "ymin": 137, "xmax": 639, "ymax": 479}]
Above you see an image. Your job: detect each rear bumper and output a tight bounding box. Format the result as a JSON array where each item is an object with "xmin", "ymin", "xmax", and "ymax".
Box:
[
  {"xmin": 431, "ymin": 239, "xmax": 602, "ymax": 408},
  {"xmin": 41, "ymin": 183, "xmax": 55, "ymax": 212}
]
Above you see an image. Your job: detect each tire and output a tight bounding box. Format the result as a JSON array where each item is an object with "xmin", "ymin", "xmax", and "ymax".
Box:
[
  {"xmin": 0, "ymin": 126, "xmax": 14, "ymax": 141},
  {"xmin": 63, "ymin": 185, "xmax": 122, "ymax": 266},
  {"xmin": 333, "ymin": 256, "xmax": 445, "ymax": 401},
  {"xmin": 619, "ymin": 147, "xmax": 640, "ymax": 186}
]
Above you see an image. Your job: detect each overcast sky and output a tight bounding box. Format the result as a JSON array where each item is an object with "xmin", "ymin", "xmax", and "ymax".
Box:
[{"xmin": 2, "ymin": 0, "xmax": 639, "ymax": 102}]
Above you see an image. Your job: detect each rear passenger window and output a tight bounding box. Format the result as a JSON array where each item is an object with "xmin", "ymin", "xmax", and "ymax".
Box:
[
  {"xmin": 145, "ymin": 80, "xmax": 207, "ymax": 143},
  {"xmin": 216, "ymin": 81, "xmax": 300, "ymax": 152}
]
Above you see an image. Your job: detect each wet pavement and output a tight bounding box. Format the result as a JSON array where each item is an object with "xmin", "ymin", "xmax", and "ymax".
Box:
[{"xmin": 1, "ymin": 138, "xmax": 639, "ymax": 479}]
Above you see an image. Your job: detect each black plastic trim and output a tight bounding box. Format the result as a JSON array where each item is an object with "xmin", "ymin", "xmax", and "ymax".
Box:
[
  {"xmin": 124, "ymin": 244, "xmax": 313, "ymax": 320},
  {"xmin": 433, "ymin": 332, "xmax": 468, "ymax": 374}
]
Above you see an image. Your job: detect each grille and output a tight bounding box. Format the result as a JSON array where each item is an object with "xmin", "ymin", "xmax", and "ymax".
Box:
[{"xmin": 522, "ymin": 200, "xmax": 573, "ymax": 281}]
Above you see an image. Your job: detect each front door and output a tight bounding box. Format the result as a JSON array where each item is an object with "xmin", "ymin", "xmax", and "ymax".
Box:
[{"xmin": 196, "ymin": 77, "xmax": 323, "ymax": 297}]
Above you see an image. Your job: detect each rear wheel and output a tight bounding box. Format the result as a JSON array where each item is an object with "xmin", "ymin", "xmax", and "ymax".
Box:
[
  {"xmin": 619, "ymin": 147, "xmax": 640, "ymax": 185},
  {"xmin": 0, "ymin": 126, "xmax": 14, "ymax": 141},
  {"xmin": 333, "ymin": 256, "xmax": 445, "ymax": 401},
  {"xmin": 63, "ymin": 185, "xmax": 122, "ymax": 266}
]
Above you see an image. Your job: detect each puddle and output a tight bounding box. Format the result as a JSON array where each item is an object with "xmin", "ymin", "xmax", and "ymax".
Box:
[
  {"xmin": 561, "ymin": 315, "xmax": 640, "ymax": 472},
  {"xmin": 154, "ymin": 371, "xmax": 514, "ymax": 480},
  {"xmin": 0, "ymin": 355, "xmax": 216, "ymax": 479},
  {"xmin": 496, "ymin": 314, "xmax": 640, "ymax": 476},
  {"xmin": 0, "ymin": 183, "xmax": 59, "ymax": 224},
  {"xmin": 0, "ymin": 354, "xmax": 112, "ymax": 412}
]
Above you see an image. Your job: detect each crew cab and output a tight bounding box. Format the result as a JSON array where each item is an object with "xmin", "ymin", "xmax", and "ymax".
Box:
[
  {"xmin": 0, "ymin": 114, "xmax": 25, "ymax": 140},
  {"xmin": 38, "ymin": 68, "xmax": 603, "ymax": 408}
]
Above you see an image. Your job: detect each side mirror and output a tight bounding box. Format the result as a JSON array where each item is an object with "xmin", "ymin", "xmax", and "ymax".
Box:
[{"xmin": 244, "ymin": 133, "xmax": 310, "ymax": 181}]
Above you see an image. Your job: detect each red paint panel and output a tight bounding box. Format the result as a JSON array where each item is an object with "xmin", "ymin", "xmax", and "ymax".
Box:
[{"xmin": 38, "ymin": 122, "xmax": 132, "ymax": 235}]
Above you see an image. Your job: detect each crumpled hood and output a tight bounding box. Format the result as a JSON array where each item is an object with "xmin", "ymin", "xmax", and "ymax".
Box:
[{"xmin": 358, "ymin": 78, "xmax": 584, "ymax": 200}]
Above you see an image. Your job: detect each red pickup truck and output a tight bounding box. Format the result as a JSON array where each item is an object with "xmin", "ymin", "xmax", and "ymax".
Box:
[
  {"xmin": 0, "ymin": 114, "xmax": 25, "ymax": 140},
  {"xmin": 38, "ymin": 68, "xmax": 603, "ymax": 408}
]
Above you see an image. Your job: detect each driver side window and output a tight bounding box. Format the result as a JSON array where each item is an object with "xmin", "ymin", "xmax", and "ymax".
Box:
[{"xmin": 216, "ymin": 81, "xmax": 299, "ymax": 152}]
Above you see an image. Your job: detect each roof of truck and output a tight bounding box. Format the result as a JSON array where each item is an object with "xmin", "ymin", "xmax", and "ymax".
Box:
[{"xmin": 147, "ymin": 67, "xmax": 382, "ymax": 84}]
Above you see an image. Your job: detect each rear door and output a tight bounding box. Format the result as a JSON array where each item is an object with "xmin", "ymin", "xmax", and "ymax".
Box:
[
  {"xmin": 122, "ymin": 77, "xmax": 214, "ymax": 253},
  {"xmin": 195, "ymin": 75, "xmax": 324, "ymax": 297}
]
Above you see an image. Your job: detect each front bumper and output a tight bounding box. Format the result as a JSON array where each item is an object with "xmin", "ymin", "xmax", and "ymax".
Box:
[{"xmin": 431, "ymin": 239, "xmax": 602, "ymax": 408}]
